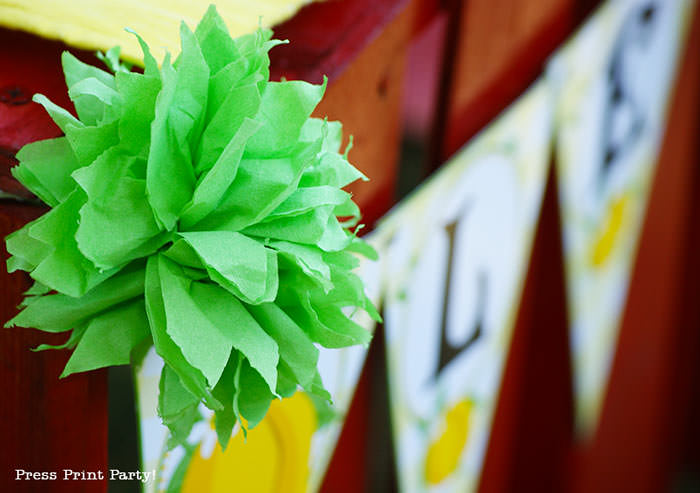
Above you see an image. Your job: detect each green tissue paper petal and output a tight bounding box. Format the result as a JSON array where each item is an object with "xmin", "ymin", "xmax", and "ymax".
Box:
[
  {"xmin": 195, "ymin": 5, "xmax": 240, "ymax": 76},
  {"xmin": 145, "ymin": 256, "xmax": 221, "ymax": 410},
  {"xmin": 6, "ymin": 262, "xmax": 144, "ymax": 332},
  {"xmin": 276, "ymin": 362, "xmax": 298, "ymax": 398},
  {"xmin": 233, "ymin": 356, "xmax": 275, "ymax": 430},
  {"xmin": 18, "ymin": 190, "xmax": 118, "ymax": 296},
  {"xmin": 158, "ymin": 364, "xmax": 202, "ymax": 447},
  {"xmin": 194, "ymin": 284, "xmax": 279, "ymax": 395},
  {"xmin": 212, "ymin": 353, "xmax": 238, "ymax": 449},
  {"xmin": 247, "ymin": 302, "xmax": 319, "ymax": 389},
  {"xmin": 195, "ymin": 84, "xmax": 261, "ymax": 174},
  {"xmin": 181, "ymin": 230, "xmax": 277, "ymax": 304},
  {"xmin": 115, "ymin": 71, "xmax": 161, "ymax": 156},
  {"xmin": 61, "ymin": 299, "xmax": 150, "ymax": 377},
  {"xmin": 73, "ymin": 147, "xmax": 167, "ymax": 269},
  {"xmin": 5, "ymin": 5, "xmax": 378, "ymax": 449},
  {"xmin": 245, "ymin": 79, "xmax": 326, "ymax": 157},
  {"xmin": 159, "ymin": 363, "xmax": 200, "ymax": 421},
  {"xmin": 32, "ymin": 325, "xmax": 87, "ymax": 352},
  {"xmin": 96, "ymin": 46, "xmax": 133, "ymax": 75},
  {"xmin": 12, "ymin": 137, "xmax": 80, "ymax": 206},
  {"xmin": 158, "ymin": 255, "xmax": 233, "ymax": 388}
]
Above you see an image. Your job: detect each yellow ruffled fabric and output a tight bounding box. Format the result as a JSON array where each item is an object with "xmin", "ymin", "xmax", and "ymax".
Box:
[{"xmin": 0, "ymin": 0, "xmax": 315, "ymax": 63}]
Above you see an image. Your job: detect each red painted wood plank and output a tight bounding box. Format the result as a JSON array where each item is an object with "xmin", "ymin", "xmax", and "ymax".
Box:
[
  {"xmin": 309, "ymin": 0, "xmax": 416, "ymax": 229},
  {"xmin": 0, "ymin": 25, "xmax": 109, "ymax": 492},
  {"xmin": 0, "ymin": 28, "xmax": 75, "ymax": 200},
  {"xmin": 0, "ymin": 203, "xmax": 109, "ymax": 493},
  {"xmin": 0, "ymin": 29, "xmax": 71, "ymax": 150},
  {"xmin": 478, "ymin": 164, "xmax": 573, "ymax": 493},
  {"xmin": 437, "ymin": 0, "xmax": 601, "ymax": 163},
  {"xmin": 270, "ymin": 0, "xmax": 438, "ymax": 84}
]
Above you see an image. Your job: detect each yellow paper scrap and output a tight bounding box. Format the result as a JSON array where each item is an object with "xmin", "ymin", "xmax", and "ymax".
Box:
[{"xmin": 0, "ymin": 0, "xmax": 316, "ymax": 64}]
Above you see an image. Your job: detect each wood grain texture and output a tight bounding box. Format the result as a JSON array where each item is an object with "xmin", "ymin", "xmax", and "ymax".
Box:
[
  {"xmin": 437, "ymin": 0, "xmax": 595, "ymax": 162},
  {"xmin": 270, "ymin": 0, "xmax": 437, "ymax": 85},
  {"xmin": 307, "ymin": 0, "xmax": 420, "ymax": 229},
  {"xmin": 0, "ymin": 202, "xmax": 108, "ymax": 492}
]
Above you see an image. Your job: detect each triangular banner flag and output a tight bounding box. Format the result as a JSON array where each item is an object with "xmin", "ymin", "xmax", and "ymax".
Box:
[
  {"xmin": 379, "ymin": 80, "xmax": 552, "ymax": 492},
  {"xmin": 548, "ymin": 0, "xmax": 693, "ymax": 434}
]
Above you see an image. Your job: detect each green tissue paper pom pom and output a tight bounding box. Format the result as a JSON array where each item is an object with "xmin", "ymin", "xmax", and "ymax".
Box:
[{"xmin": 4, "ymin": 4, "xmax": 380, "ymax": 447}]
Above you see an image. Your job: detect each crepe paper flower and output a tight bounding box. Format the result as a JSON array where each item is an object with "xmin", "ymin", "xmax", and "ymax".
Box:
[{"xmin": 5, "ymin": 5, "xmax": 380, "ymax": 449}]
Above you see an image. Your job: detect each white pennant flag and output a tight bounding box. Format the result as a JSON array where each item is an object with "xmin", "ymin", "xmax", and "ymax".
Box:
[
  {"xmin": 379, "ymin": 80, "xmax": 553, "ymax": 492},
  {"xmin": 548, "ymin": 0, "xmax": 693, "ymax": 435}
]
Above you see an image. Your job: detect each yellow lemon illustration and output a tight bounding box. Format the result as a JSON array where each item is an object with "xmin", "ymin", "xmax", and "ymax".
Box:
[
  {"xmin": 590, "ymin": 194, "xmax": 629, "ymax": 267},
  {"xmin": 182, "ymin": 392, "xmax": 317, "ymax": 493},
  {"xmin": 424, "ymin": 399, "xmax": 473, "ymax": 485}
]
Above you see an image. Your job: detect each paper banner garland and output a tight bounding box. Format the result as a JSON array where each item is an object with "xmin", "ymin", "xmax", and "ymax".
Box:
[
  {"xmin": 5, "ymin": 5, "xmax": 379, "ymax": 450},
  {"xmin": 135, "ymin": 237, "xmax": 383, "ymax": 493},
  {"xmin": 548, "ymin": 0, "xmax": 693, "ymax": 434},
  {"xmin": 379, "ymin": 80, "xmax": 552, "ymax": 492}
]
